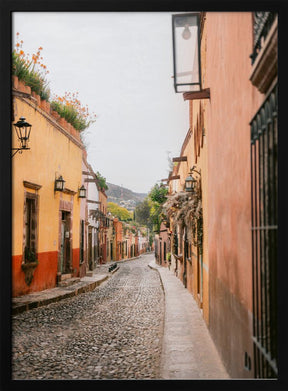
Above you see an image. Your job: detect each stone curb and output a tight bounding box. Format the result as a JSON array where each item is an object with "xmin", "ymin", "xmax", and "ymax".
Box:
[
  {"xmin": 12, "ymin": 256, "xmax": 143, "ymax": 316},
  {"xmin": 12, "ymin": 273, "xmax": 111, "ymax": 316}
]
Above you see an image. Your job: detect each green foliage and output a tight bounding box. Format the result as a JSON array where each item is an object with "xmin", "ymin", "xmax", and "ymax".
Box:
[
  {"xmin": 12, "ymin": 49, "xmax": 51, "ymax": 101},
  {"xmin": 96, "ymin": 172, "xmax": 108, "ymax": 191},
  {"xmin": 149, "ymin": 183, "xmax": 168, "ymax": 204},
  {"xmin": 51, "ymin": 101, "xmax": 85, "ymax": 131},
  {"xmin": 134, "ymin": 183, "xmax": 168, "ymax": 234},
  {"xmin": 24, "ymin": 247, "xmax": 38, "ymax": 263},
  {"xmin": 134, "ymin": 199, "xmax": 151, "ymax": 226},
  {"xmin": 107, "ymin": 202, "xmax": 133, "ymax": 221},
  {"xmin": 12, "ymin": 33, "xmax": 96, "ymax": 130},
  {"xmin": 50, "ymin": 92, "xmax": 96, "ymax": 132},
  {"xmin": 148, "ymin": 184, "xmax": 168, "ymax": 233}
]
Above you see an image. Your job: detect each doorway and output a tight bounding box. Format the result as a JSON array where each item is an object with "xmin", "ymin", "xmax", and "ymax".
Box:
[{"xmin": 60, "ymin": 211, "xmax": 71, "ymax": 274}]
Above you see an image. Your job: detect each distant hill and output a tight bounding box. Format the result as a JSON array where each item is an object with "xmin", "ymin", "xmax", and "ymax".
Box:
[{"xmin": 106, "ymin": 183, "xmax": 147, "ymax": 211}]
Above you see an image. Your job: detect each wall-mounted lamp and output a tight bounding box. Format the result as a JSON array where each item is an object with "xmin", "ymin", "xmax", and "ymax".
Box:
[
  {"xmin": 185, "ymin": 173, "xmax": 197, "ymax": 192},
  {"xmin": 190, "ymin": 165, "xmax": 201, "ymax": 175},
  {"xmin": 78, "ymin": 185, "xmax": 87, "ymax": 198},
  {"xmin": 172, "ymin": 13, "xmax": 210, "ymax": 101},
  {"xmin": 12, "ymin": 117, "xmax": 32, "ymax": 157},
  {"xmin": 54, "ymin": 175, "xmax": 65, "ymax": 192},
  {"xmin": 172, "ymin": 13, "xmax": 201, "ymax": 93},
  {"xmin": 185, "ymin": 166, "xmax": 201, "ymax": 192}
]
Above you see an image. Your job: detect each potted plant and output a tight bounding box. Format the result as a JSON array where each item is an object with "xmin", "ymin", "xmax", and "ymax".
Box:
[{"xmin": 21, "ymin": 247, "xmax": 39, "ymax": 286}]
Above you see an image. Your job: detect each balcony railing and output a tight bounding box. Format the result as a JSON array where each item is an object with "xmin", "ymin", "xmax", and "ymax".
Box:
[
  {"xmin": 89, "ymin": 209, "xmax": 110, "ymax": 228},
  {"xmin": 250, "ymin": 12, "xmax": 277, "ymax": 65}
]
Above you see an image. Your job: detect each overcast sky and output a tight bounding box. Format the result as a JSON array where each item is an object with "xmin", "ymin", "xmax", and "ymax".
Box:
[{"xmin": 13, "ymin": 12, "xmax": 189, "ymax": 194}]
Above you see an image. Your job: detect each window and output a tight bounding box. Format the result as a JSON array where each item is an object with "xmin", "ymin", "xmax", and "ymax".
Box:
[
  {"xmin": 23, "ymin": 193, "xmax": 38, "ymax": 263},
  {"xmin": 250, "ymin": 83, "xmax": 278, "ymax": 378},
  {"xmin": 173, "ymin": 228, "xmax": 178, "ymax": 255},
  {"xmin": 80, "ymin": 220, "xmax": 84, "ymax": 263}
]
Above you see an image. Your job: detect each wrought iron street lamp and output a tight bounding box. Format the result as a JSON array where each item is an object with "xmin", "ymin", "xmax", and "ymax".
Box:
[
  {"xmin": 12, "ymin": 116, "xmax": 32, "ymax": 157},
  {"xmin": 78, "ymin": 185, "xmax": 87, "ymax": 198},
  {"xmin": 185, "ymin": 166, "xmax": 201, "ymax": 192},
  {"xmin": 185, "ymin": 172, "xmax": 197, "ymax": 192},
  {"xmin": 172, "ymin": 13, "xmax": 202, "ymax": 93},
  {"xmin": 54, "ymin": 175, "xmax": 65, "ymax": 192}
]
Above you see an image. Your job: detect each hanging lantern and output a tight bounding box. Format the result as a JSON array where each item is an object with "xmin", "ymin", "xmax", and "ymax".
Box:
[
  {"xmin": 12, "ymin": 116, "xmax": 32, "ymax": 157},
  {"xmin": 54, "ymin": 175, "xmax": 65, "ymax": 192},
  {"xmin": 172, "ymin": 13, "xmax": 202, "ymax": 93},
  {"xmin": 78, "ymin": 185, "xmax": 87, "ymax": 198},
  {"xmin": 185, "ymin": 173, "xmax": 197, "ymax": 192}
]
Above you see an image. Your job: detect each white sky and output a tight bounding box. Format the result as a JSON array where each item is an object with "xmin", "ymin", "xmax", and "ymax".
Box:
[{"xmin": 13, "ymin": 12, "xmax": 189, "ymax": 194}]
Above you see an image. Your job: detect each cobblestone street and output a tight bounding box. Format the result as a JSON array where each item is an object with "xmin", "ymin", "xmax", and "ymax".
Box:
[{"xmin": 12, "ymin": 255, "xmax": 164, "ymax": 380}]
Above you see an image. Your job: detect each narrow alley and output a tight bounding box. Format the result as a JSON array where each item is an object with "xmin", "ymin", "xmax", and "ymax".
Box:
[{"xmin": 6, "ymin": 9, "xmax": 280, "ymax": 386}]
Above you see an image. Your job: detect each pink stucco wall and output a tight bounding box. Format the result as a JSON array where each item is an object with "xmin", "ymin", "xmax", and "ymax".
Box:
[{"xmin": 203, "ymin": 12, "xmax": 264, "ymax": 377}]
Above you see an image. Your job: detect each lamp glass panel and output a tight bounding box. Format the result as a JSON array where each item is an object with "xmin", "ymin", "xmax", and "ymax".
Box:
[
  {"xmin": 79, "ymin": 186, "xmax": 86, "ymax": 198},
  {"xmin": 173, "ymin": 13, "xmax": 201, "ymax": 92},
  {"xmin": 55, "ymin": 178, "xmax": 64, "ymax": 191}
]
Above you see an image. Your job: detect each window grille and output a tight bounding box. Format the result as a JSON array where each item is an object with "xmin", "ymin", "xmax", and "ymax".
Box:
[
  {"xmin": 250, "ymin": 83, "xmax": 278, "ymax": 378},
  {"xmin": 23, "ymin": 193, "xmax": 38, "ymax": 263}
]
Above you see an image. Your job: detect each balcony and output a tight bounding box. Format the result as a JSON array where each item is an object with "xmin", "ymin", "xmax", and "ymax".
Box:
[{"xmin": 250, "ymin": 12, "xmax": 277, "ymax": 94}]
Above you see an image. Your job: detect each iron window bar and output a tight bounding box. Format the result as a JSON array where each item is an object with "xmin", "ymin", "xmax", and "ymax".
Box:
[{"xmin": 250, "ymin": 83, "xmax": 278, "ymax": 378}]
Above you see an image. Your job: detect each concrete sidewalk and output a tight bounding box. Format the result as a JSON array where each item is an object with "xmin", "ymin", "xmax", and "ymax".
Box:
[{"xmin": 149, "ymin": 260, "xmax": 230, "ymax": 380}]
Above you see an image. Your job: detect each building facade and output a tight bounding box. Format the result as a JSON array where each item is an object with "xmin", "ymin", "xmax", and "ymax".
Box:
[
  {"xmin": 83, "ymin": 160, "xmax": 100, "ymax": 271},
  {"xmin": 79, "ymin": 153, "xmax": 89, "ymax": 278},
  {"xmin": 12, "ymin": 76, "xmax": 85, "ymax": 296},
  {"xmin": 98, "ymin": 188, "xmax": 108, "ymax": 264},
  {"xmin": 165, "ymin": 11, "xmax": 278, "ymax": 378}
]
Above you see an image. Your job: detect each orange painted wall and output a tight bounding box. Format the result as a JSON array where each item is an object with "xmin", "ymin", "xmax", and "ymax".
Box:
[
  {"xmin": 12, "ymin": 80, "xmax": 84, "ymax": 296},
  {"xmin": 12, "ymin": 251, "xmax": 58, "ymax": 297}
]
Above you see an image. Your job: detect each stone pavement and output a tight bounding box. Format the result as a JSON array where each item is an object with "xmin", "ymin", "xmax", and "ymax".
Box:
[
  {"xmin": 11, "ymin": 257, "xmax": 140, "ymax": 315},
  {"xmin": 149, "ymin": 259, "xmax": 230, "ymax": 380},
  {"xmin": 12, "ymin": 254, "xmax": 230, "ymax": 380},
  {"xmin": 12, "ymin": 255, "xmax": 163, "ymax": 380}
]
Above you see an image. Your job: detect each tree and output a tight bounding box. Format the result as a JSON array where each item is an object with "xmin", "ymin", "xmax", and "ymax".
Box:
[
  {"xmin": 148, "ymin": 183, "xmax": 168, "ymax": 233},
  {"xmin": 134, "ymin": 199, "xmax": 151, "ymax": 227},
  {"xmin": 149, "ymin": 183, "xmax": 168, "ymax": 204},
  {"xmin": 134, "ymin": 183, "xmax": 168, "ymax": 234},
  {"xmin": 107, "ymin": 202, "xmax": 132, "ymax": 221},
  {"xmin": 96, "ymin": 171, "xmax": 108, "ymax": 191}
]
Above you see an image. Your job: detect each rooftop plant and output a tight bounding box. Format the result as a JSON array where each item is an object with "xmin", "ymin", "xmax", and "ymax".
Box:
[
  {"xmin": 50, "ymin": 92, "xmax": 97, "ymax": 132},
  {"xmin": 12, "ymin": 32, "xmax": 50, "ymax": 101},
  {"xmin": 12, "ymin": 33, "xmax": 96, "ymax": 133}
]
